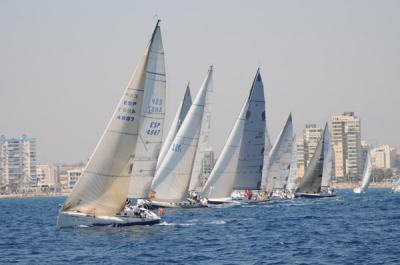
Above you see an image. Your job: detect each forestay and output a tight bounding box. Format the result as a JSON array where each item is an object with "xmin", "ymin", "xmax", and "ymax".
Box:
[
  {"xmin": 202, "ymin": 70, "xmax": 265, "ymax": 199},
  {"xmin": 150, "ymin": 67, "xmax": 213, "ymax": 202},
  {"xmin": 62, "ymin": 21, "xmax": 163, "ymax": 216},
  {"xmin": 263, "ymin": 114, "xmax": 293, "ymax": 193},
  {"xmin": 128, "ymin": 23, "xmax": 166, "ymax": 199}
]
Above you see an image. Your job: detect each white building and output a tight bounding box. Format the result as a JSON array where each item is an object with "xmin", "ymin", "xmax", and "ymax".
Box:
[
  {"xmin": 371, "ymin": 145, "xmax": 396, "ymax": 169},
  {"xmin": 0, "ymin": 135, "xmax": 37, "ymax": 193},
  {"xmin": 200, "ymin": 147, "xmax": 215, "ymax": 185},
  {"xmin": 67, "ymin": 169, "xmax": 82, "ymax": 189},
  {"xmin": 36, "ymin": 164, "xmax": 58, "ymax": 191},
  {"xmin": 331, "ymin": 112, "xmax": 362, "ymax": 180}
]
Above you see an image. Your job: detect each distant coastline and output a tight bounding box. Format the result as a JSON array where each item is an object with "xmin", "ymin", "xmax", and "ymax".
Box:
[
  {"xmin": 0, "ymin": 183, "xmax": 393, "ymax": 199},
  {"xmin": 0, "ymin": 191, "xmax": 69, "ymax": 199}
]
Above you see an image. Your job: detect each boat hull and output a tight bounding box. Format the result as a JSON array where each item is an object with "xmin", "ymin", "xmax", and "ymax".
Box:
[
  {"xmin": 353, "ymin": 187, "xmax": 363, "ymax": 194},
  {"xmin": 149, "ymin": 200, "xmax": 207, "ymax": 209},
  {"xmin": 208, "ymin": 198, "xmax": 241, "ymax": 205},
  {"xmin": 57, "ymin": 210, "xmax": 160, "ymax": 228},
  {"xmin": 295, "ymin": 192, "xmax": 336, "ymax": 198}
]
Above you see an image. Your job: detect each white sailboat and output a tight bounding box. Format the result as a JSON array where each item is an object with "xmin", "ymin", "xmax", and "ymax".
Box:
[
  {"xmin": 202, "ymin": 69, "xmax": 266, "ymax": 204},
  {"xmin": 286, "ymin": 135, "xmax": 298, "ymax": 192},
  {"xmin": 156, "ymin": 85, "xmax": 192, "ymax": 170},
  {"xmin": 295, "ymin": 123, "xmax": 336, "ymax": 198},
  {"xmin": 263, "ymin": 113, "xmax": 294, "ymax": 200},
  {"xmin": 148, "ymin": 66, "xmax": 213, "ymax": 208},
  {"xmin": 392, "ymin": 178, "xmax": 400, "ymax": 193},
  {"xmin": 57, "ymin": 21, "xmax": 164, "ymax": 228},
  {"xmin": 353, "ymin": 150, "xmax": 372, "ymax": 193}
]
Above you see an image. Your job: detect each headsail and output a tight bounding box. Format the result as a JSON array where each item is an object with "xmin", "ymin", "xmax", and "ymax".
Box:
[
  {"xmin": 156, "ymin": 85, "xmax": 192, "ymax": 169},
  {"xmin": 321, "ymin": 124, "xmax": 333, "ymax": 188},
  {"xmin": 296, "ymin": 123, "xmax": 328, "ymax": 194},
  {"xmin": 359, "ymin": 151, "xmax": 372, "ymax": 192},
  {"xmin": 62, "ymin": 21, "xmax": 164, "ymax": 216},
  {"xmin": 188, "ymin": 76, "xmax": 213, "ymax": 191},
  {"xmin": 150, "ymin": 67, "xmax": 213, "ymax": 202},
  {"xmin": 127, "ymin": 23, "xmax": 166, "ymax": 199},
  {"xmin": 202, "ymin": 69, "xmax": 265, "ymax": 199},
  {"xmin": 263, "ymin": 113, "xmax": 293, "ymax": 193},
  {"xmin": 286, "ymin": 135, "xmax": 298, "ymax": 191}
]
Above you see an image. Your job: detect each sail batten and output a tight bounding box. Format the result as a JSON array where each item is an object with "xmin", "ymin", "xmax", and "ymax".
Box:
[{"xmin": 62, "ymin": 22, "xmax": 164, "ymax": 215}]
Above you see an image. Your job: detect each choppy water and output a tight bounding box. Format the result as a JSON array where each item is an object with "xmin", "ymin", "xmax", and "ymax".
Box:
[{"xmin": 0, "ymin": 189, "xmax": 399, "ymax": 264}]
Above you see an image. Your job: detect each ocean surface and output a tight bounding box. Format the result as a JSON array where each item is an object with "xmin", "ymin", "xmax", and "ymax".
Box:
[{"xmin": 0, "ymin": 189, "xmax": 399, "ymax": 265}]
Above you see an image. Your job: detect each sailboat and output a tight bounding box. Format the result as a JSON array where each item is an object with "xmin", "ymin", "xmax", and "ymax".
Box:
[
  {"xmin": 391, "ymin": 178, "xmax": 400, "ymax": 193},
  {"xmin": 202, "ymin": 69, "xmax": 266, "ymax": 204},
  {"xmin": 263, "ymin": 113, "xmax": 294, "ymax": 200},
  {"xmin": 286, "ymin": 135, "xmax": 298, "ymax": 192},
  {"xmin": 295, "ymin": 123, "xmax": 336, "ymax": 198},
  {"xmin": 353, "ymin": 150, "xmax": 372, "ymax": 193},
  {"xmin": 148, "ymin": 66, "xmax": 213, "ymax": 208},
  {"xmin": 57, "ymin": 21, "xmax": 164, "ymax": 228}
]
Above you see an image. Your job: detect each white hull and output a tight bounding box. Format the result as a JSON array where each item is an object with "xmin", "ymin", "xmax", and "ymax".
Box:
[
  {"xmin": 295, "ymin": 191, "xmax": 336, "ymax": 198},
  {"xmin": 208, "ymin": 197, "xmax": 239, "ymax": 205},
  {"xmin": 57, "ymin": 210, "xmax": 160, "ymax": 228},
  {"xmin": 392, "ymin": 187, "xmax": 400, "ymax": 193},
  {"xmin": 353, "ymin": 187, "xmax": 363, "ymax": 194},
  {"xmin": 149, "ymin": 199, "xmax": 207, "ymax": 208}
]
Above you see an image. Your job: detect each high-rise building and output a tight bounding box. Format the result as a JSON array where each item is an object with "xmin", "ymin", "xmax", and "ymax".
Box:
[
  {"xmin": 199, "ymin": 147, "xmax": 215, "ymax": 187},
  {"xmin": 370, "ymin": 145, "xmax": 396, "ymax": 169},
  {"xmin": 296, "ymin": 124, "xmax": 323, "ymax": 178},
  {"xmin": 331, "ymin": 112, "xmax": 362, "ymax": 181},
  {"xmin": 0, "ymin": 135, "xmax": 37, "ymax": 193}
]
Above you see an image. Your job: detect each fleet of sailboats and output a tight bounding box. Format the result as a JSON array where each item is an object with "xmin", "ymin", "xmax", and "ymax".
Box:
[{"xmin": 57, "ymin": 20, "xmax": 385, "ymax": 228}]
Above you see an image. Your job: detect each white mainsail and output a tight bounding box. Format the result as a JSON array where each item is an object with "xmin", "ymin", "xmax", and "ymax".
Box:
[
  {"xmin": 188, "ymin": 76, "xmax": 213, "ymax": 191},
  {"xmin": 356, "ymin": 151, "xmax": 372, "ymax": 193},
  {"xmin": 156, "ymin": 85, "xmax": 192, "ymax": 169},
  {"xmin": 263, "ymin": 113, "xmax": 293, "ymax": 194},
  {"xmin": 286, "ymin": 135, "xmax": 298, "ymax": 191},
  {"xmin": 321, "ymin": 124, "xmax": 333, "ymax": 189},
  {"xmin": 127, "ymin": 23, "xmax": 166, "ymax": 199},
  {"xmin": 202, "ymin": 69, "xmax": 265, "ymax": 199},
  {"xmin": 150, "ymin": 67, "xmax": 213, "ymax": 202},
  {"xmin": 62, "ymin": 21, "xmax": 164, "ymax": 216}
]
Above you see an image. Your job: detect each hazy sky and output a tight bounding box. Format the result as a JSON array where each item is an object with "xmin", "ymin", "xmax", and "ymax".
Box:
[{"xmin": 1, "ymin": 0, "xmax": 399, "ymax": 164}]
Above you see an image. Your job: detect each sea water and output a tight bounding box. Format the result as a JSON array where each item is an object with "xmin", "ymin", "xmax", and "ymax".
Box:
[{"xmin": 0, "ymin": 189, "xmax": 399, "ymax": 264}]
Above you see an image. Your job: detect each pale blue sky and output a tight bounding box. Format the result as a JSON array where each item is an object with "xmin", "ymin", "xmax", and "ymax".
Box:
[{"xmin": 1, "ymin": 0, "xmax": 399, "ymax": 163}]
